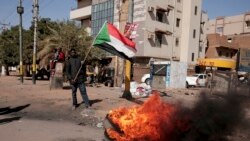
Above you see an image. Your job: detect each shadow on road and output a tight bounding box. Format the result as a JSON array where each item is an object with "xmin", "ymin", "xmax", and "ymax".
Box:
[
  {"xmin": 0, "ymin": 104, "xmax": 30, "ymax": 115},
  {"xmin": 0, "ymin": 117, "xmax": 22, "ymax": 125},
  {"xmin": 89, "ymin": 99, "xmax": 103, "ymax": 106}
]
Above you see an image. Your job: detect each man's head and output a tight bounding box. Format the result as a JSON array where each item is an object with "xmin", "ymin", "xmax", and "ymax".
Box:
[{"xmin": 70, "ymin": 49, "xmax": 77, "ymax": 58}]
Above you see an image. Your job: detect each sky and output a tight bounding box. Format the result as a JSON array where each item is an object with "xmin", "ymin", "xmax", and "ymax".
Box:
[
  {"xmin": 0, "ymin": 0, "xmax": 76, "ymax": 30},
  {"xmin": 0, "ymin": 0, "xmax": 250, "ymax": 30},
  {"xmin": 202, "ymin": 0, "xmax": 250, "ymax": 20}
]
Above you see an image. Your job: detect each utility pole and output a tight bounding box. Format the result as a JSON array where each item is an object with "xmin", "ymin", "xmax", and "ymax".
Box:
[
  {"xmin": 116, "ymin": 0, "xmax": 129, "ymax": 88},
  {"xmin": 115, "ymin": 0, "xmax": 129, "ymax": 87},
  {"xmin": 121, "ymin": 0, "xmax": 134, "ymax": 100},
  {"xmin": 32, "ymin": 0, "xmax": 39, "ymax": 84},
  {"xmin": 17, "ymin": 0, "xmax": 24, "ymax": 83}
]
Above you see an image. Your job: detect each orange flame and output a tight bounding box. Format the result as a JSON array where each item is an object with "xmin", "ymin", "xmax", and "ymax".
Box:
[{"xmin": 106, "ymin": 92, "xmax": 183, "ymax": 141}]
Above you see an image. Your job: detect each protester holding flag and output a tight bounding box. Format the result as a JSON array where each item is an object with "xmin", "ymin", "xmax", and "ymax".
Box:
[{"xmin": 66, "ymin": 49, "xmax": 90, "ymax": 110}]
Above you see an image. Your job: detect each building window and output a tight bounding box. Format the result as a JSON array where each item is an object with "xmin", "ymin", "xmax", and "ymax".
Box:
[
  {"xmin": 219, "ymin": 51, "xmax": 222, "ymax": 56},
  {"xmin": 156, "ymin": 10, "xmax": 164, "ymax": 22},
  {"xmin": 175, "ymin": 38, "xmax": 179, "ymax": 47},
  {"xmin": 155, "ymin": 32, "xmax": 163, "ymax": 47},
  {"xmin": 246, "ymin": 20, "xmax": 250, "ymax": 28},
  {"xmin": 194, "ymin": 6, "xmax": 197, "ymax": 15},
  {"xmin": 176, "ymin": 18, "xmax": 180, "ymax": 27},
  {"xmin": 192, "ymin": 53, "xmax": 195, "ymax": 61},
  {"xmin": 193, "ymin": 29, "xmax": 196, "ymax": 38},
  {"xmin": 231, "ymin": 52, "xmax": 234, "ymax": 58},
  {"xmin": 91, "ymin": 0, "xmax": 114, "ymax": 36},
  {"xmin": 199, "ymin": 46, "xmax": 202, "ymax": 52},
  {"xmin": 216, "ymin": 27, "xmax": 223, "ymax": 33}
]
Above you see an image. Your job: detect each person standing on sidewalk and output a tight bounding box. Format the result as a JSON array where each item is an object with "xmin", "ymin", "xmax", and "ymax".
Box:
[{"xmin": 66, "ymin": 49, "xmax": 90, "ymax": 110}]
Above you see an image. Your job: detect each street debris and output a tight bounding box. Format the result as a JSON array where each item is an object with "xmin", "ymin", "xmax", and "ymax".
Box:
[{"xmin": 121, "ymin": 81, "xmax": 152, "ymax": 97}]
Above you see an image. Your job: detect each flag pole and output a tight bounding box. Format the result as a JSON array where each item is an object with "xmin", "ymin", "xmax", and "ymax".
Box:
[{"xmin": 73, "ymin": 21, "xmax": 107, "ymax": 82}]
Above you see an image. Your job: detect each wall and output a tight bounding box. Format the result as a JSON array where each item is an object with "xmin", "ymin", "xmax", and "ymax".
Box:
[
  {"xmin": 133, "ymin": 66, "xmax": 150, "ymax": 82},
  {"xmin": 78, "ymin": 0, "xmax": 92, "ymax": 8},
  {"xmin": 170, "ymin": 61, "xmax": 187, "ymax": 88},
  {"xmin": 151, "ymin": 61, "xmax": 187, "ymax": 89}
]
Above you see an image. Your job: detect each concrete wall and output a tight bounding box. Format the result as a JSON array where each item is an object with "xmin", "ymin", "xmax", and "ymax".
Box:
[
  {"xmin": 133, "ymin": 66, "xmax": 150, "ymax": 82},
  {"xmin": 170, "ymin": 61, "xmax": 187, "ymax": 88},
  {"xmin": 151, "ymin": 61, "xmax": 187, "ymax": 89},
  {"xmin": 212, "ymin": 71, "xmax": 231, "ymax": 93},
  {"xmin": 78, "ymin": 0, "xmax": 92, "ymax": 8}
]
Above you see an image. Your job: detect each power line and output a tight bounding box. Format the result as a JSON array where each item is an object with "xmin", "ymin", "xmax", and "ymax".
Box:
[
  {"xmin": 2, "ymin": 0, "xmax": 16, "ymax": 22},
  {"xmin": 21, "ymin": 0, "xmax": 55, "ymax": 29},
  {"xmin": 39, "ymin": 0, "xmax": 55, "ymax": 12}
]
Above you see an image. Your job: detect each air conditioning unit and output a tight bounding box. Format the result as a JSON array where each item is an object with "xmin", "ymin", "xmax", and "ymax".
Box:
[
  {"xmin": 148, "ymin": 6, "xmax": 154, "ymax": 12},
  {"xmin": 147, "ymin": 33, "xmax": 154, "ymax": 39}
]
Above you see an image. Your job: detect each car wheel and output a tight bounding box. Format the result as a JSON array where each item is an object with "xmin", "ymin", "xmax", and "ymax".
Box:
[
  {"xmin": 145, "ymin": 78, "xmax": 151, "ymax": 85},
  {"xmin": 104, "ymin": 80, "xmax": 112, "ymax": 87},
  {"xmin": 107, "ymin": 81, "xmax": 112, "ymax": 87}
]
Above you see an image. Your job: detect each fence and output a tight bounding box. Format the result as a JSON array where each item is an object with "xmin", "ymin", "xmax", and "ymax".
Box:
[{"xmin": 208, "ymin": 70, "xmax": 250, "ymax": 95}]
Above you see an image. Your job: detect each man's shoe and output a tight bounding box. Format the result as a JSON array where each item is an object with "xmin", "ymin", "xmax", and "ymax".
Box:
[{"xmin": 72, "ymin": 106, "xmax": 76, "ymax": 110}]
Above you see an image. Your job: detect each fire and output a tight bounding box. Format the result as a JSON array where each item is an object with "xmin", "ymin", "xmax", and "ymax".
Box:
[{"xmin": 106, "ymin": 92, "xmax": 188, "ymax": 141}]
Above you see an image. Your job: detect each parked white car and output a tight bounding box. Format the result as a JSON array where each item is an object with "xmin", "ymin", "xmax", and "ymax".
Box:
[
  {"xmin": 141, "ymin": 73, "xmax": 208, "ymax": 88},
  {"xmin": 186, "ymin": 73, "xmax": 207, "ymax": 88},
  {"xmin": 141, "ymin": 73, "xmax": 151, "ymax": 85}
]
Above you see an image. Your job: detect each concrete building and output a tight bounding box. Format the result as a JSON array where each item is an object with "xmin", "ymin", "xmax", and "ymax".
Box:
[
  {"xmin": 207, "ymin": 12, "xmax": 250, "ymax": 36},
  {"xmin": 201, "ymin": 12, "xmax": 250, "ymax": 71},
  {"xmin": 70, "ymin": 0, "xmax": 206, "ymax": 67}
]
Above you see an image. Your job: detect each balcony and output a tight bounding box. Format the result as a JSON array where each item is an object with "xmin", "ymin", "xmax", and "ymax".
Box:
[
  {"xmin": 154, "ymin": 21, "xmax": 172, "ymax": 35},
  {"xmin": 70, "ymin": 6, "xmax": 91, "ymax": 20}
]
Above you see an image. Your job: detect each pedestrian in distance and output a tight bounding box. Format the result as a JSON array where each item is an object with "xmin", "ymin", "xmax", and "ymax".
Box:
[
  {"xmin": 66, "ymin": 49, "xmax": 90, "ymax": 110},
  {"xmin": 57, "ymin": 48, "xmax": 65, "ymax": 62}
]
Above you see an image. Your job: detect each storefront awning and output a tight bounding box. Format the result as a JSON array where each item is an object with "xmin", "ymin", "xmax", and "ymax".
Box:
[{"xmin": 197, "ymin": 58, "xmax": 236, "ymax": 69}]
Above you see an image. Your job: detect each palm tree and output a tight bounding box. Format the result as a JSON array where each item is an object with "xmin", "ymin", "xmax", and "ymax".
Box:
[{"xmin": 37, "ymin": 20, "xmax": 105, "ymax": 69}]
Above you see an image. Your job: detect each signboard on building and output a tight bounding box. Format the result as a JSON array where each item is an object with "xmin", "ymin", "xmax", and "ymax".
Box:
[
  {"xmin": 238, "ymin": 48, "xmax": 250, "ymax": 72},
  {"xmin": 124, "ymin": 22, "xmax": 139, "ymax": 39}
]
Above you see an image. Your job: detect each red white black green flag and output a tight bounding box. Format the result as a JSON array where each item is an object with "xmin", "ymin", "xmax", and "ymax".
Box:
[{"xmin": 93, "ymin": 22, "xmax": 136, "ymax": 60}]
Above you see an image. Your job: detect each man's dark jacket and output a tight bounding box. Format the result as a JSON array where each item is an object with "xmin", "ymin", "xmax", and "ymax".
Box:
[{"xmin": 66, "ymin": 56, "xmax": 86, "ymax": 83}]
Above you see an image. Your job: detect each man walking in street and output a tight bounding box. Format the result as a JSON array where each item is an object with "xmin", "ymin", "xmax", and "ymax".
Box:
[{"xmin": 66, "ymin": 49, "xmax": 90, "ymax": 110}]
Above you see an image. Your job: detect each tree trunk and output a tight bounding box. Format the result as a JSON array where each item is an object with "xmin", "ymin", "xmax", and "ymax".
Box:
[{"xmin": 4, "ymin": 64, "xmax": 9, "ymax": 76}]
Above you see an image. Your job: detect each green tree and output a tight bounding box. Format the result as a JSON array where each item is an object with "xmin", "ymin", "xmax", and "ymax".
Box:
[
  {"xmin": 36, "ymin": 19, "xmax": 105, "ymax": 68},
  {"xmin": 0, "ymin": 26, "xmax": 20, "ymax": 75}
]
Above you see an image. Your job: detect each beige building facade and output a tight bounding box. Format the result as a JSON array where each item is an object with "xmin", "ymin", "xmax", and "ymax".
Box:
[
  {"xmin": 203, "ymin": 12, "xmax": 250, "ymax": 70},
  {"xmin": 207, "ymin": 12, "xmax": 250, "ymax": 36},
  {"xmin": 70, "ymin": 0, "xmax": 207, "ymax": 66}
]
